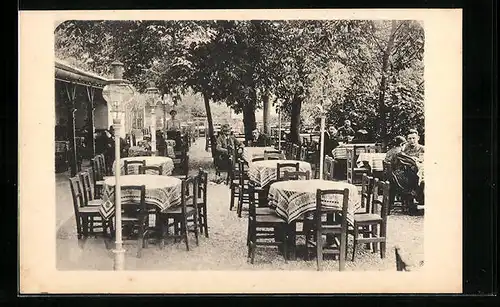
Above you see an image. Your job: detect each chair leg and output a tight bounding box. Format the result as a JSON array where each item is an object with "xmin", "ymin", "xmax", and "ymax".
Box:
[
  {"xmin": 282, "ymin": 227, "xmax": 288, "ymax": 264},
  {"xmin": 339, "ymin": 232, "xmax": 347, "ymax": 271},
  {"xmin": 316, "ymin": 231, "xmax": 323, "ymax": 271},
  {"xmin": 352, "ymin": 226, "xmax": 358, "ymax": 262},
  {"xmin": 372, "ymin": 225, "xmax": 379, "ymax": 253},
  {"xmin": 237, "ymin": 190, "xmax": 243, "ymax": 218},
  {"xmin": 182, "ymin": 215, "xmax": 190, "ymax": 251},
  {"xmin": 203, "ymin": 206, "xmax": 209, "ymax": 238},
  {"xmin": 230, "ymin": 186, "xmax": 235, "ymax": 211},
  {"xmin": 193, "ymin": 213, "xmax": 199, "ymax": 246}
]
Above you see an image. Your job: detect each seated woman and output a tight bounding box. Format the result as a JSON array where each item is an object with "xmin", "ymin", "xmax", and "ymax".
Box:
[{"xmin": 384, "ymin": 136, "xmax": 407, "ymax": 164}]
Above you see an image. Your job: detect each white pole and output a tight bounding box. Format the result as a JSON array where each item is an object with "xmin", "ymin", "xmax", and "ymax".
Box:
[
  {"xmin": 278, "ymin": 107, "xmax": 282, "ymax": 151},
  {"xmin": 113, "ymin": 118, "xmax": 125, "ymax": 270},
  {"xmin": 151, "ymin": 107, "xmax": 156, "ymax": 156},
  {"xmin": 319, "ymin": 114, "xmax": 325, "ymax": 180}
]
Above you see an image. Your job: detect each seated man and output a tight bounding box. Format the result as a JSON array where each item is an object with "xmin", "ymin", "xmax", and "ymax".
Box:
[
  {"xmin": 337, "ymin": 119, "xmax": 356, "ymax": 143},
  {"xmin": 215, "ymin": 124, "xmax": 243, "ymax": 174},
  {"xmin": 251, "ymin": 128, "xmax": 269, "ymax": 147},
  {"xmin": 402, "ymin": 129, "xmax": 424, "ymax": 161}
]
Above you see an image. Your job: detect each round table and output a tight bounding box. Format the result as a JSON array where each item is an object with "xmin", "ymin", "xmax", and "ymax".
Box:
[
  {"xmin": 242, "ymin": 146, "xmax": 277, "ymax": 163},
  {"xmin": 98, "ymin": 175, "xmax": 182, "ymax": 220},
  {"xmin": 268, "ymin": 179, "xmax": 361, "ymax": 225},
  {"xmin": 112, "ymin": 156, "xmax": 174, "ymax": 176},
  {"xmin": 248, "ymin": 159, "xmax": 312, "ymax": 188}
]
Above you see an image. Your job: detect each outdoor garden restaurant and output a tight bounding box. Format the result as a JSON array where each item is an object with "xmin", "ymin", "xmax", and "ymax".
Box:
[{"xmin": 58, "ymin": 62, "xmax": 424, "ymax": 272}]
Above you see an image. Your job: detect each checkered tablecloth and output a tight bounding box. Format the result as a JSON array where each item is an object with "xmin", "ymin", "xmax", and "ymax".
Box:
[
  {"xmin": 242, "ymin": 146, "xmax": 277, "ymax": 163},
  {"xmin": 99, "ymin": 175, "xmax": 182, "ymax": 220},
  {"xmin": 332, "ymin": 143, "xmax": 378, "ymax": 160},
  {"xmin": 248, "ymin": 159, "xmax": 312, "ymax": 188},
  {"xmin": 268, "ymin": 179, "xmax": 361, "ymax": 225},
  {"xmin": 128, "ymin": 146, "xmax": 151, "ymax": 157},
  {"xmin": 356, "ymin": 152, "xmax": 387, "ymax": 171},
  {"xmin": 112, "ymin": 156, "xmax": 174, "ymax": 176}
]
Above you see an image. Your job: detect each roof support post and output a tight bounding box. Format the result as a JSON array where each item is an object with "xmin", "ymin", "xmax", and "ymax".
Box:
[
  {"xmin": 64, "ymin": 82, "xmax": 79, "ymax": 177},
  {"xmin": 86, "ymin": 86, "xmax": 96, "ymax": 157}
]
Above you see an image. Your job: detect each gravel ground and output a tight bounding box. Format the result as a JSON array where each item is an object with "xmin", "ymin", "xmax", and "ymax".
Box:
[{"xmin": 56, "ymin": 138, "xmax": 424, "ymax": 271}]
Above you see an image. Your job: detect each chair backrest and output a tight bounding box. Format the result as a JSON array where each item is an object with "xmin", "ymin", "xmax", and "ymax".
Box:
[
  {"xmin": 139, "ymin": 165, "xmax": 163, "ymax": 175},
  {"xmin": 68, "ymin": 176, "xmax": 85, "ymax": 211},
  {"xmin": 197, "ymin": 169, "xmax": 208, "ymax": 204},
  {"xmin": 283, "ymin": 170, "xmax": 310, "ymax": 181},
  {"xmin": 323, "ymin": 156, "xmax": 332, "ymax": 180},
  {"xmin": 78, "ymin": 171, "xmax": 94, "ymax": 204},
  {"xmin": 361, "ymin": 174, "xmax": 374, "ymax": 212},
  {"xmin": 276, "ymin": 162, "xmax": 300, "ymax": 181},
  {"xmin": 181, "ymin": 176, "xmax": 198, "ymax": 214},
  {"xmin": 247, "ymin": 182, "xmax": 258, "ymax": 222},
  {"xmin": 120, "ymin": 185, "xmax": 147, "ymax": 217},
  {"xmin": 123, "ymin": 159, "xmax": 146, "ymax": 175},
  {"xmin": 264, "ymin": 152, "xmax": 285, "ymax": 160},
  {"xmin": 370, "ymin": 178, "xmax": 390, "ymax": 217},
  {"xmin": 97, "ymin": 154, "xmax": 106, "ymax": 175},
  {"xmin": 251, "ymin": 156, "xmax": 265, "ymax": 162},
  {"xmin": 91, "ymin": 158, "xmax": 100, "ymax": 184}
]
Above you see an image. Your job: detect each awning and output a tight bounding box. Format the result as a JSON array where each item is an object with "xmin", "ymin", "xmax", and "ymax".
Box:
[{"xmin": 55, "ymin": 59, "xmax": 109, "ymax": 88}]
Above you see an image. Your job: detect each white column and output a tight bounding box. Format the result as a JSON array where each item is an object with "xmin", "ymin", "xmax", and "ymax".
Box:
[
  {"xmin": 151, "ymin": 108, "xmax": 156, "ymax": 156},
  {"xmin": 319, "ymin": 115, "xmax": 326, "ymax": 180},
  {"xmin": 112, "ymin": 118, "xmax": 125, "ymax": 270}
]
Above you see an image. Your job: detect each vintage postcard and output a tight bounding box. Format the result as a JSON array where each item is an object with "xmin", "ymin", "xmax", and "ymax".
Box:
[{"xmin": 19, "ymin": 9, "xmax": 462, "ymax": 293}]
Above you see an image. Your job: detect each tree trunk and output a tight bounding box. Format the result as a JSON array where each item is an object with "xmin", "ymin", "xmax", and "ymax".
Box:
[
  {"xmin": 202, "ymin": 91, "xmax": 217, "ymax": 158},
  {"xmin": 262, "ymin": 90, "xmax": 270, "ymax": 135},
  {"xmin": 289, "ymin": 93, "xmax": 303, "ymax": 144},
  {"xmin": 242, "ymin": 100, "xmax": 257, "ymax": 142},
  {"xmin": 377, "ymin": 20, "xmax": 399, "ymax": 148}
]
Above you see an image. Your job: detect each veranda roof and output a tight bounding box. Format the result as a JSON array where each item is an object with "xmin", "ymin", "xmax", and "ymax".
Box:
[{"xmin": 55, "ymin": 59, "xmax": 109, "ymax": 88}]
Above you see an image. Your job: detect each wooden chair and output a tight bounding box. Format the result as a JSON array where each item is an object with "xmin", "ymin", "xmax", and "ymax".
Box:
[
  {"xmin": 323, "ymin": 156, "xmax": 333, "ymax": 180},
  {"xmin": 123, "ymin": 159, "xmax": 146, "ymax": 175},
  {"xmin": 346, "ymin": 146, "xmax": 370, "ymax": 184},
  {"xmin": 162, "ymin": 177, "xmax": 200, "ymax": 251},
  {"xmin": 196, "ymin": 169, "xmax": 209, "ymax": 237},
  {"xmin": 264, "ymin": 151, "xmax": 285, "ymax": 160},
  {"xmin": 69, "ymin": 176, "xmax": 111, "ymax": 239},
  {"xmin": 247, "ymin": 183, "xmax": 288, "ymax": 264},
  {"xmin": 276, "ymin": 162, "xmax": 300, "ymax": 181},
  {"xmin": 351, "ymin": 179, "xmax": 390, "ymax": 261},
  {"xmin": 78, "ymin": 171, "xmax": 102, "ymax": 207},
  {"xmin": 229, "ymin": 157, "xmax": 242, "ymax": 212},
  {"xmin": 251, "ymin": 156, "xmax": 265, "ymax": 162},
  {"xmin": 236, "ymin": 159, "xmax": 250, "ymax": 217},
  {"xmin": 91, "ymin": 157, "xmax": 104, "ymax": 198},
  {"xmin": 358, "ymin": 174, "xmax": 374, "ymax": 213},
  {"xmin": 282, "ymin": 170, "xmax": 311, "ymax": 181},
  {"xmin": 118, "ymin": 185, "xmax": 151, "ymax": 258},
  {"xmin": 304, "ymin": 188, "xmax": 350, "ymax": 271},
  {"xmin": 139, "ymin": 165, "xmax": 163, "ymax": 175}
]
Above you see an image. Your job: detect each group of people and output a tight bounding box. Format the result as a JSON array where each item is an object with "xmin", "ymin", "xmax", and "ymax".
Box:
[
  {"xmin": 321, "ymin": 119, "xmax": 369, "ymax": 155},
  {"xmin": 384, "ymin": 129, "xmax": 425, "ymax": 164}
]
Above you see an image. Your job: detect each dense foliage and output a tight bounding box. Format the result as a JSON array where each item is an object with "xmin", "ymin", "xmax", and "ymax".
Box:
[{"xmin": 55, "ymin": 19, "xmax": 424, "ymax": 149}]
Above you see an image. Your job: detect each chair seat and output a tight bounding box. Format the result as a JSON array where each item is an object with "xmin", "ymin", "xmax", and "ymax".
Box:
[
  {"xmin": 122, "ymin": 216, "xmax": 139, "ymax": 222},
  {"xmin": 256, "ymin": 207, "xmax": 275, "ymax": 215},
  {"xmin": 87, "ymin": 199, "xmax": 103, "ymax": 206},
  {"xmin": 163, "ymin": 205, "xmax": 196, "ymax": 215},
  {"xmin": 354, "ymin": 213, "xmax": 383, "ymax": 223},
  {"xmin": 96, "ymin": 180, "xmax": 104, "ymax": 186},
  {"xmin": 79, "ymin": 206, "xmax": 101, "ymax": 214},
  {"xmin": 255, "ymin": 214, "xmax": 286, "ymax": 223}
]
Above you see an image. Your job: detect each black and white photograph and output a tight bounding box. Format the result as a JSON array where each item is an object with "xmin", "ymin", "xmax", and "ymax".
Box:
[{"xmin": 19, "ymin": 9, "xmax": 462, "ymax": 293}]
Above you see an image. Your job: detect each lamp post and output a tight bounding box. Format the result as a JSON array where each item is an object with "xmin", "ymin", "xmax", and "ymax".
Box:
[
  {"xmin": 102, "ymin": 60, "xmax": 136, "ymax": 270},
  {"xmin": 317, "ymin": 99, "xmax": 332, "ymax": 180},
  {"xmin": 161, "ymin": 95, "xmax": 170, "ymax": 131},
  {"xmin": 145, "ymin": 83, "xmax": 160, "ymax": 156}
]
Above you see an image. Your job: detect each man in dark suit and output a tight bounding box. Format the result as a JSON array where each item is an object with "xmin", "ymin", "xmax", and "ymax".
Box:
[
  {"xmin": 215, "ymin": 124, "xmax": 242, "ymax": 178},
  {"xmin": 322, "ymin": 125, "xmax": 339, "ymax": 157},
  {"xmin": 251, "ymin": 128, "xmax": 269, "ymax": 147}
]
